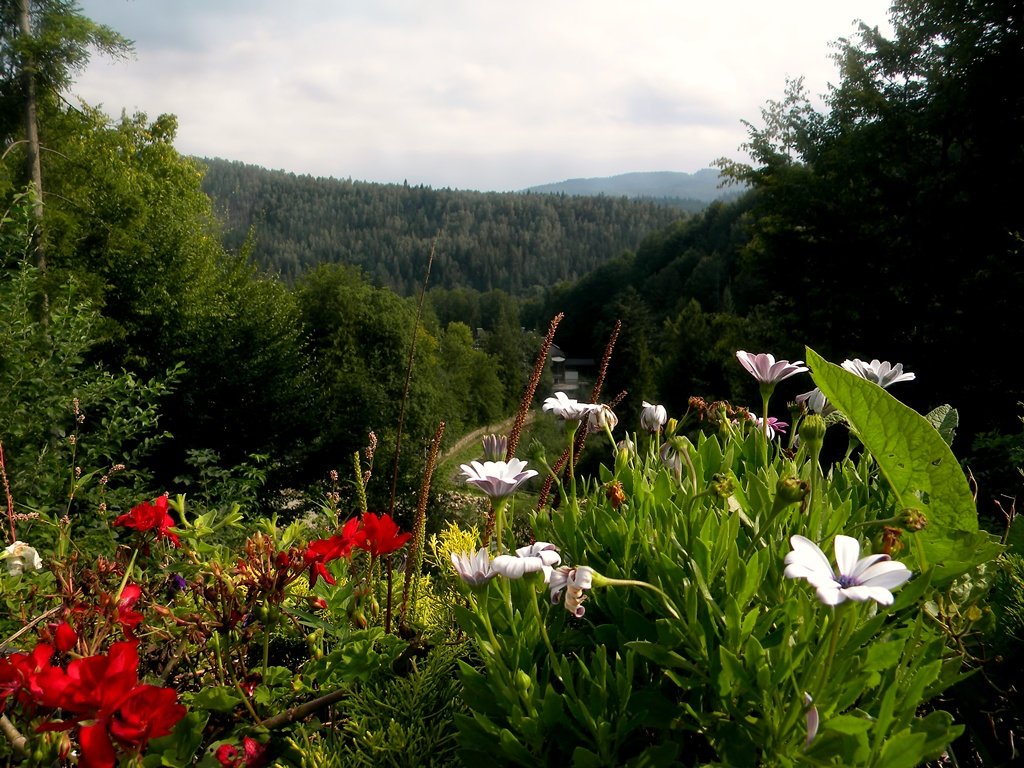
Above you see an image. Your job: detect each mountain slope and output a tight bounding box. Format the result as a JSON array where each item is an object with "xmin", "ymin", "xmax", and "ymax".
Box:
[
  {"xmin": 524, "ymin": 169, "xmax": 739, "ymax": 203},
  {"xmin": 199, "ymin": 158, "xmax": 685, "ymax": 295}
]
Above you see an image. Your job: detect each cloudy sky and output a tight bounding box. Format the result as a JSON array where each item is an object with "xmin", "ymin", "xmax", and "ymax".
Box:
[{"xmin": 73, "ymin": 0, "xmax": 894, "ymax": 192}]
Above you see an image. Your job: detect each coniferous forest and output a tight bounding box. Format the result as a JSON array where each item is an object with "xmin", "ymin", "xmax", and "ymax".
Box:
[{"xmin": 2, "ymin": 1, "xmax": 1024, "ymax": 766}]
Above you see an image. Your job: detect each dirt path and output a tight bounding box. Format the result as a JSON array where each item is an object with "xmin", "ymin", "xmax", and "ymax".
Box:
[{"xmin": 440, "ymin": 410, "xmax": 537, "ymax": 463}]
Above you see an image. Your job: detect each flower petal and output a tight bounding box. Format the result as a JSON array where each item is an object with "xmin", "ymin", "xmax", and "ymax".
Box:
[
  {"xmin": 849, "ymin": 553, "xmax": 891, "ymax": 579},
  {"xmin": 858, "ymin": 560, "xmax": 912, "ymax": 590},
  {"xmin": 784, "ymin": 535, "xmax": 835, "ymax": 581},
  {"xmin": 833, "ymin": 535, "xmax": 862, "ymax": 576},
  {"xmin": 841, "ymin": 585, "xmax": 895, "ymax": 605},
  {"xmin": 815, "ymin": 584, "xmax": 846, "ymax": 605}
]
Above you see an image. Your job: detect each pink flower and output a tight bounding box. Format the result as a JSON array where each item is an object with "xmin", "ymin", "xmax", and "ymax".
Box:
[
  {"xmin": 735, "ymin": 351, "xmax": 808, "ymax": 385},
  {"xmin": 460, "ymin": 459, "xmax": 538, "ymax": 499}
]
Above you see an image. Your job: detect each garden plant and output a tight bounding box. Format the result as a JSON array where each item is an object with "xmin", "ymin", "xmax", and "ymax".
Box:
[{"xmin": 0, "ymin": 322, "xmax": 1008, "ymax": 767}]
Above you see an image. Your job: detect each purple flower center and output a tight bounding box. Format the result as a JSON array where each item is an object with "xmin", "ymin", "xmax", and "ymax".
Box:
[{"xmin": 837, "ymin": 574, "xmax": 860, "ymax": 589}]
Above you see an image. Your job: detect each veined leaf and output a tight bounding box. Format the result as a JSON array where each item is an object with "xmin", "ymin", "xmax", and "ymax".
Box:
[{"xmin": 804, "ymin": 347, "xmax": 980, "ymax": 568}]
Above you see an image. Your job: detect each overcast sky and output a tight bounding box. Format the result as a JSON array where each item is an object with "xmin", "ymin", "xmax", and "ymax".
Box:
[{"xmin": 72, "ymin": 0, "xmax": 894, "ymax": 192}]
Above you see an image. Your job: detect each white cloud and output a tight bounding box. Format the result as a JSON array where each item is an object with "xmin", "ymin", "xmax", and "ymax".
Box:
[{"xmin": 73, "ymin": 0, "xmax": 893, "ymax": 191}]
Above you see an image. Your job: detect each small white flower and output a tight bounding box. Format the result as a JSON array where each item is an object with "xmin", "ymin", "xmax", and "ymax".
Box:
[
  {"xmin": 542, "ymin": 391, "xmax": 600, "ymax": 421},
  {"xmin": 3, "ymin": 540, "xmax": 43, "ymax": 576},
  {"xmin": 547, "ymin": 565, "xmax": 595, "ymax": 617},
  {"xmin": 784, "ymin": 534, "xmax": 911, "ymax": 606},
  {"xmin": 640, "ymin": 401, "xmax": 667, "ymax": 432},
  {"xmin": 492, "ymin": 542, "xmax": 561, "ymax": 579},
  {"xmin": 460, "ymin": 458, "xmax": 539, "ymax": 499},
  {"xmin": 659, "ymin": 441, "xmax": 682, "ymax": 479},
  {"xmin": 586, "ymin": 404, "xmax": 618, "ymax": 433},
  {"xmin": 796, "ymin": 388, "xmax": 833, "ymax": 416},
  {"xmin": 804, "ymin": 693, "xmax": 819, "ymax": 745},
  {"xmin": 841, "ymin": 358, "xmax": 915, "ymax": 389},
  {"xmin": 450, "ymin": 548, "xmax": 497, "ymax": 587},
  {"xmin": 736, "ymin": 351, "xmax": 808, "ymax": 385}
]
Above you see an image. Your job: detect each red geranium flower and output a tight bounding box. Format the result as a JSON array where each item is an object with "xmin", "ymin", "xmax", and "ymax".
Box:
[
  {"xmin": 352, "ymin": 512, "xmax": 411, "ymax": 558},
  {"xmin": 73, "ymin": 682, "xmax": 184, "ymax": 768},
  {"xmin": 116, "ymin": 584, "xmax": 145, "ymax": 638},
  {"xmin": 216, "ymin": 736, "xmax": 269, "ymax": 768},
  {"xmin": 45, "ymin": 641, "xmax": 185, "ymax": 768},
  {"xmin": 53, "ymin": 621, "xmax": 79, "ymax": 653},
  {"xmin": 113, "ymin": 495, "xmax": 180, "ymax": 547},
  {"xmin": 303, "ymin": 516, "xmax": 360, "ymax": 587},
  {"xmin": 6, "ymin": 643, "xmax": 69, "ymax": 711},
  {"xmin": 0, "ymin": 657, "xmax": 20, "ymax": 714},
  {"xmin": 107, "ymin": 684, "xmax": 186, "ymax": 749}
]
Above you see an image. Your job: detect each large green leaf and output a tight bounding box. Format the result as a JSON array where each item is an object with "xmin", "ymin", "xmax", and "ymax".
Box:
[{"xmin": 804, "ymin": 347, "xmax": 985, "ymax": 568}]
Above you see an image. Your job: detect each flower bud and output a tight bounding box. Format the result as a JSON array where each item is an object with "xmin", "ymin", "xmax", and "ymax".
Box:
[
  {"xmin": 711, "ymin": 473, "xmax": 735, "ymax": 499},
  {"xmin": 900, "ymin": 507, "xmax": 928, "ymax": 532},
  {"xmin": 799, "ymin": 413, "xmax": 827, "ymax": 447},
  {"xmin": 776, "ymin": 476, "xmax": 809, "ymax": 505},
  {"xmin": 481, "ymin": 434, "xmax": 508, "ymax": 462},
  {"xmin": 515, "ymin": 669, "xmax": 533, "ymax": 693},
  {"xmin": 880, "ymin": 525, "xmax": 904, "ymax": 555}
]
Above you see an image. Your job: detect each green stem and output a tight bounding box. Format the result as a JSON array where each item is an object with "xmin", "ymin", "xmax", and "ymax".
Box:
[
  {"xmin": 529, "ymin": 585, "xmax": 556, "ymax": 659},
  {"xmin": 597, "ymin": 576, "xmax": 680, "ymax": 620},
  {"xmin": 262, "ymin": 613, "xmax": 273, "ymax": 679},
  {"xmin": 477, "ymin": 596, "xmax": 501, "ymax": 655},
  {"xmin": 566, "ymin": 421, "xmax": 580, "ymax": 514},
  {"xmin": 492, "ymin": 497, "xmax": 509, "ymax": 553},
  {"xmin": 679, "ymin": 440, "xmax": 698, "ymax": 492},
  {"xmin": 114, "ymin": 548, "xmax": 139, "ymax": 601}
]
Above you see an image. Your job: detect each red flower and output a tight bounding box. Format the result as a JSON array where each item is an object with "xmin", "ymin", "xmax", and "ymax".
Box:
[
  {"xmin": 0, "ymin": 657, "xmax": 20, "ymax": 714},
  {"xmin": 113, "ymin": 495, "xmax": 180, "ymax": 547},
  {"xmin": 116, "ymin": 584, "xmax": 145, "ymax": 638},
  {"xmin": 352, "ymin": 512, "xmax": 411, "ymax": 558},
  {"xmin": 6, "ymin": 644, "xmax": 69, "ymax": 711},
  {"xmin": 107, "ymin": 684, "xmax": 186, "ymax": 749},
  {"xmin": 60, "ymin": 641, "xmax": 140, "ymax": 716},
  {"xmin": 216, "ymin": 736, "xmax": 268, "ymax": 767},
  {"xmin": 74, "ymin": 683, "xmax": 184, "ymax": 768},
  {"xmin": 303, "ymin": 517, "xmax": 360, "ymax": 587},
  {"xmin": 53, "ymin": 621, "xmax": 79, "ymax": 653},
  {"xmin": 48, "ymin": 642, "xmax": 184, "ymax": 768}
]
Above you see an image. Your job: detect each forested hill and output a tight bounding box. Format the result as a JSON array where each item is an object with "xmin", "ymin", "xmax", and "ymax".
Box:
[
  {"xmin": 199, "ymin": 158, "xmax": 684, "ymax": 295},
  {"xmin": 524, "ymin": 169, "xmax": 738, "ymax": 204}
]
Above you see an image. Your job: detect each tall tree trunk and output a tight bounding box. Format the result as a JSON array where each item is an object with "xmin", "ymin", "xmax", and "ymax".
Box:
[{"xmin": 16, "ymin": 0, "xmax": 45, "ymax": 270}]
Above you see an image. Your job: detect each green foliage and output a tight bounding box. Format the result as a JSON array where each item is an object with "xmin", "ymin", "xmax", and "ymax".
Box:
[
  {"xmin": 0, "ymin": 0, "xmax": 132, "ymax": 143},
  {"xmin": 288, "ymin": 643, "xmax": 467, "ymax": 767},
  {"xmin": 200, "ymin": 157, "xmax": 682, "ymax": 294},
  {"xmin": 453, "ymin": 358, "xmax": 996, "ymax": 766},
  {"xmin": 805, "ymin": 347, "xmax": 1001, "ymax": 575},
  {"xmin": 0, "ymin": 240, "xmax": 178, "ymax": 518}
]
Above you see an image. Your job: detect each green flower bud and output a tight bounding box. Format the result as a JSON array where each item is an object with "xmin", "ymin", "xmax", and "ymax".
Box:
[
  {"xmin": 711, "ymin": 473, "xmax": 735, "ymax": 499},
  {"xmin": 515, "ymin": 669, "xmax": 533, "ymax": 693},
  {"xmin": 776, "ymin": 476, "xmax": 809, "ymax": 505},
  {"xmin": 799, "ymin": 413, "xmax": 827, "ymax": 446},
  {"xmin": 900, "ymin": 507, "xmax": 928, "ymax": 532}
]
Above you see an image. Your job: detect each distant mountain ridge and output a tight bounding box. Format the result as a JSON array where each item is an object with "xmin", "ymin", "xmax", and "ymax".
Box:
[{"xmin": 524, "ymin": 169, "xmax": 738, "ymax": 203}]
